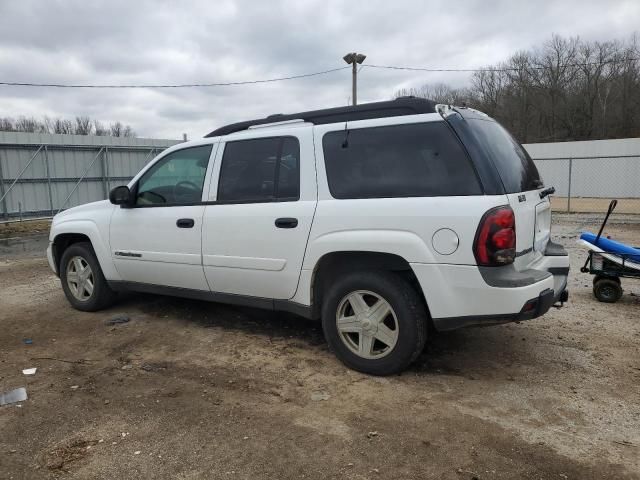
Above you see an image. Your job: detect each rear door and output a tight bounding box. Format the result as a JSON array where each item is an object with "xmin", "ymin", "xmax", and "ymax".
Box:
[
  {"xmin": 201, "ymin": 128, "xmax": 317, "ymax": 299},
  {"xmin": 463, "ymin": 117, "xmax": 550, "ymax": 269}
]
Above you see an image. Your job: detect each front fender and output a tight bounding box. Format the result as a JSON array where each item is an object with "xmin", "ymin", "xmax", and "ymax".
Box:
[{"xmin": 51, "ymin": 219, "xmax": 121, "ymax": 281}]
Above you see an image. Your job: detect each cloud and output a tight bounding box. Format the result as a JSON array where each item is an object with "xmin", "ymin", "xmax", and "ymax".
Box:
[{"xmin": 0, "ymin": 0, "xmax": 638, "ymax": 138}]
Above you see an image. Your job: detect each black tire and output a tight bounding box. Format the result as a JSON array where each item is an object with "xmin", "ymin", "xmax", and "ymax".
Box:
[
  {"xmin": 321, "ymin": 271, "xmax": 428, "ymax": 376},
  {"xmin": 593, "ymin": 278, "xmax": 623, "ymax": 303},
  {"xmin": 593, "ymin": 274, "xmax": 620, "ymax": 285},
  {"xmin": 59, "ymin": 242, "xmax": 116, "ymax": 311}
]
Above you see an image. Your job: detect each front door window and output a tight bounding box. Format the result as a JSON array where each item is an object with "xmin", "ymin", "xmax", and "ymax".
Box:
[{"xmin": 136, "ymin": 145, "xmax": 212, "ymax": 205}]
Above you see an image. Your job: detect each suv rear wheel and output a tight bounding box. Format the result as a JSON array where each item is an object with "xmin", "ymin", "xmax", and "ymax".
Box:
[
  {"xmin": 60, "ymin": 242, "xmax": 116, "ymax": 311},
  {"xmin": 321, "ymin": 271, "xmax": 427, "ymax": 375}
]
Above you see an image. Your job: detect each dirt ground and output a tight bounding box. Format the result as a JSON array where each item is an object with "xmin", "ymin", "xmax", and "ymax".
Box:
[
  {"xmin": 550, "ymin": 198, "xmax": 640, "ymax": 214},
  {"xmin": 0, "ymin": 216, "xmax": 639, "ymax": 479}
]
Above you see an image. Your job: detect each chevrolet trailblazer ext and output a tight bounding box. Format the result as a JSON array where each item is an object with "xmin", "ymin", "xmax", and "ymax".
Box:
[{"xmin": 47, "ymin": 98, "xmax": 569, "ymax": 375}]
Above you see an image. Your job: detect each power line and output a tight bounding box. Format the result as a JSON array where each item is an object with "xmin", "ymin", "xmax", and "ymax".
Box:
[
  {"xmin": 2, "ymin": 56, "xmax": 639, "ymax": 89},
  {"xmin": 0, "ymin": 66, "xmax": 350, "ymax": 89},
  {"xmin": 365, "ymin": 57, "xmax": 640, "ymax": 73}
]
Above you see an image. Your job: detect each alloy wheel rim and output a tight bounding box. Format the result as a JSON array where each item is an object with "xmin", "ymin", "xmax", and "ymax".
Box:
[
  {"xmin": 66, "ymin": 256, "xmax": 94, "ymax": 301},
  {"xmin": 335, "ymin": 290, "xmax": 399, "ymax": 359}
]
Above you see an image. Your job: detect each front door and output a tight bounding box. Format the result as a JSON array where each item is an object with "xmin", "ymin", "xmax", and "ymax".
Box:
[
  {"xmin": 110, "ymin": 144, "xmax": 216, "ymax": 291},
  {"xmin": 201, "ymin": 131, "xmax": 317, "ymax": 299}
]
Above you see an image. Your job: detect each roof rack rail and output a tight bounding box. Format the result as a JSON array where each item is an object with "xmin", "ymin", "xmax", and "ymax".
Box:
[
  {"xmin": 247, "ymin": 118, "xmax": 305, "ymax": 130},
  {"xmin": 204, "ymin": 97, "xmax": 436, "ymax": 137}
]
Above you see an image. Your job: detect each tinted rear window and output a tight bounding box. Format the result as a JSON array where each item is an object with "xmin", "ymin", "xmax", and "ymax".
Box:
[
  {"xmin": 322, "ymin": 122, "xmax": 482, "ymax": 199},
  {"xmin": 218, "ymin": 137, "xmax": 300, "ymax": 203},
  {"xmin": 468, "ymin": 119, "xmax": 542, "ymax": 193}
]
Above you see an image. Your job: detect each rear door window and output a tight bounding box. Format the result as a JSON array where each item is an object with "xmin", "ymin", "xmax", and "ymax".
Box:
[
  {"xmin": 467, "ymin": 119, "xmax": 542, "ymax": 193},
  {"xmin": 322, "ymin": 122, "xmax": 481, "ymax": 199},
  {"xmin": 217, "ymin": 136, "xmax": 300, "ymax": 203}
]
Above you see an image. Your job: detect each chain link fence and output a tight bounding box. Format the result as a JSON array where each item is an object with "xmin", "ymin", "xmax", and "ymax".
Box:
[{"xmin": 533, "ymin": 154, "xmax": 640, "ymax": 214}]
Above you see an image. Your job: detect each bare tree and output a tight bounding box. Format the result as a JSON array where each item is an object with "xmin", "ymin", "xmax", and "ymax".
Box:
[
  {"xmin": 109, "ymin": 121, "xmax": 123, "ymax": 137},
  {"xmin": 14, "ymin": 117, "xmax": 47, "ymax": 133},
  {"xmin": 109, "ymin": 122, "xmax": 136, "ymax": 137},
  {"xmin": 93, "ymin": 120, "xmax": 108, "ymax": 136},
  {"xmin": 393, "ymin": 33, "xmax": 640, "ymax": 142},
  {"xmin": 0, "ymin": 115, "xmax": 138, "ymax": 137},
  {"xmin": 51, "ymin": 118, "xmax": 74, "ymax": 134},
  {"xmin": 75, "ymin": 116, "xmax": 93, "ymax": 135},
  {"xmin": 0, "ymin": 117, "xmax": 15, "ymax": 131}
]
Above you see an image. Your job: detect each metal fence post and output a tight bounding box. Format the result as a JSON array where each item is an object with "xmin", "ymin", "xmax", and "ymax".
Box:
[
  {"xmin": 101, "ymin": 146, "xmax": 109, "ymax": 199},
  {"xmin": 567, "ymin": 157, "xmax": 573, "ymax": 213},
  {"xmin": 44, "ymin": 145, "xmax": 54, "ymax": 215},
  {"xmin": 0, "ymin": 147, "xmax": 7, "ymax": 220}
]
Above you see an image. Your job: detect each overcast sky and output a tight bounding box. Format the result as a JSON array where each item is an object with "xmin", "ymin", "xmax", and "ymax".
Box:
[{"xmin": 1, "ymin": 0, "xmax": 639, "ymax": 139}]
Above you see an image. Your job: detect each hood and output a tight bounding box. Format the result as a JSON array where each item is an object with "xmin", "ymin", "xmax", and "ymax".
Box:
[{"xmin": 53, "ymin": 200, "xmax": 112, "ymax": 223}]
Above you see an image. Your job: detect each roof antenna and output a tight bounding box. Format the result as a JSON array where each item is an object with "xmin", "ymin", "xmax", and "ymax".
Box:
[{"xmin": 341, "ymin": 121, "xmax": 350, "ymax": 148}]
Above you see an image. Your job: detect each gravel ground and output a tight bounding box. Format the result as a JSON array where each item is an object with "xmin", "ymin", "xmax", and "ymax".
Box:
[{"xmin": 0, "ymin": 216, "xmax": 639, "ymax": 479}]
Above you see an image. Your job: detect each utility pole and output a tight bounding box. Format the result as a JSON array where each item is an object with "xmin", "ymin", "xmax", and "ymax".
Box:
[{"xmin": 343, "ymin": 52, "xmax": 366, "ymax": 106}]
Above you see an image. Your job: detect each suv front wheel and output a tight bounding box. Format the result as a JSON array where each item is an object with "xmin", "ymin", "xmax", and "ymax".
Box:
[
  {"xmin": 59, "ymin": 242, "xmax": 116, "ymax": 311},
  {"xmin": 322, "ymin": 271, "xmax": 427, "ymax": 375}
]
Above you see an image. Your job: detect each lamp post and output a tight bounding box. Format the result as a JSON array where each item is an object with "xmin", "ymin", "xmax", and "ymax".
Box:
[{"xmin": 343, "ymin": 52, "xmax": 366, "ymax": 106}]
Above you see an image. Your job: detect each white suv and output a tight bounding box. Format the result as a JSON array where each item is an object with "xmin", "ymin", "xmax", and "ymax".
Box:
[{"xmin": 47, "ymin": 98, "xmax": 569, "ymax": 375}]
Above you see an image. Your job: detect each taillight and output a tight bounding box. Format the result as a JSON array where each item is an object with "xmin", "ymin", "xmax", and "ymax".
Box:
[{"xmin": 473, "ymin": 206, "xmax": 516, "ymax": 266}]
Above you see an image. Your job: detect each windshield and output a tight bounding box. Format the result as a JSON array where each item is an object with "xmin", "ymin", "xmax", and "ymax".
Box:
[{"xmin": 469, "ymin": 118, "xmax": 542, "ymax": 193}]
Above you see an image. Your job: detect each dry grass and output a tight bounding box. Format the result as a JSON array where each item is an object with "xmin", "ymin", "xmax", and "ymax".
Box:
[{"xmin": 0, "ymin": 219, "xmax": 51, "ymax": 238}]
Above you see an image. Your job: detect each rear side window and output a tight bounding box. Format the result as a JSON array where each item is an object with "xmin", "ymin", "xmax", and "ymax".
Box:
[
  {"xmin": 322, "ymin": 122, "xmax": 481, "ymax": 199},
  {"xmin": 468, "ymin": 119, "xmax": 542, "ymax": 193},
  {"xmin": 217, "ymin": 136, "xmax": 300, "ymax": 202}
]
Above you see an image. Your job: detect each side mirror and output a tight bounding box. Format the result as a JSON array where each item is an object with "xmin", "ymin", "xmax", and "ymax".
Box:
[{"xmin": 109, "ymin": 185, "xmax": 133, "ymax": 207}]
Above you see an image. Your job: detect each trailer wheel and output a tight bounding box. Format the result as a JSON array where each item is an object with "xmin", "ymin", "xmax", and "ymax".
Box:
[{"xmin": 593, "ymin": 278, "xmax": 623, "ymax": 303}]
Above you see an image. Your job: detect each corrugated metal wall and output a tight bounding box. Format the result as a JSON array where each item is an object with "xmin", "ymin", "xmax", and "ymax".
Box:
[
  {"xmin": 2, "ymin": 132, "xmax": 639, "ymax": 220},
  {"xmin": 0, "ymin": 131, "xmax": 180, "ymax": 219}
]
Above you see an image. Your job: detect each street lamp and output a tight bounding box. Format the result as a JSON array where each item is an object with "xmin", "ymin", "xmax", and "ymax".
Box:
[{"xmin": 343, "ymin": 52, "xmax": 366, "ymax": 106}]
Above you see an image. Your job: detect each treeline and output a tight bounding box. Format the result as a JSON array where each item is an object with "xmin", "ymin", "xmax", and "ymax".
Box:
[
  {"xmin": 395, "ymin": 34, "xmax": 640, "ymax": 143},
  {"xmin": 0, "ymin": 116, "xmax": 136, "ymax": 137}
]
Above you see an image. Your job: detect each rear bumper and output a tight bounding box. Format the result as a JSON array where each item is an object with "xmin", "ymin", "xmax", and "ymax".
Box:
[
  {"xmin": 431, "ymin": 287, "xmax": 555, "ymax": 331},
  {"xmin": 411, "ymin": 241, "xmax": 569, "ymax": 332}
]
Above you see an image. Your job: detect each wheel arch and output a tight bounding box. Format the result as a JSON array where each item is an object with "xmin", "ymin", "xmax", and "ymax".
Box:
[
  {"xmin": 51, "ymin": 220, "xmax": 120, "ymax": 280},
  {"xmin": 52, "ymin": 233, "xmax": 92, "ymax": 272},
  {"xmin": 309, "ymin": 250, "xmax": 429, "ymax": 320}
]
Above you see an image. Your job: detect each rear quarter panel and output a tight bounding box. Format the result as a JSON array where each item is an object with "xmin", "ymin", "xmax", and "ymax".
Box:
[{"xmin": 302, "ymin": 196, "xmax": 508, "ymax": 268}]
